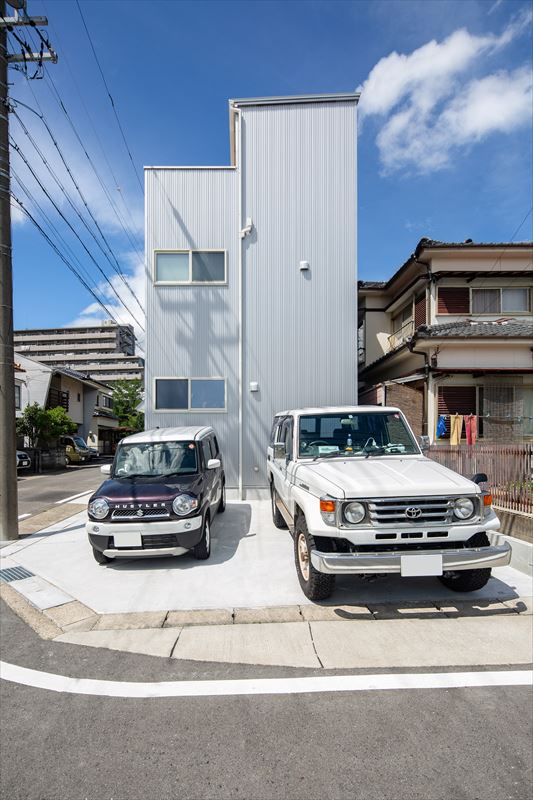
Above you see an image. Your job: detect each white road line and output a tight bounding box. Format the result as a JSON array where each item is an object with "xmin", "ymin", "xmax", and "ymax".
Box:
[
  {"xmin": 17, "ymin": 513, "xmax": 31, "ymax": 520},
  {"xmin": 54, "ymin": 491, "xmax": 92, "ymax": 505},
  {"xmin": 1, "ymin": 662, "xmax": 531, "ymax": 699}
]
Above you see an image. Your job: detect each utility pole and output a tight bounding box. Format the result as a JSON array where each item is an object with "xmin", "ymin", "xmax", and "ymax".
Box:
[{"xmin": 0, "ymin": 0, "xmax": 56, "ymax": 541}]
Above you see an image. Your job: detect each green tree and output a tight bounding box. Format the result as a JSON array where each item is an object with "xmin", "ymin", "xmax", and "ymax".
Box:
[
  {"xmin": 16, "ymin": 403, "xmax": 77, "ymax": 447},
  {"xmin": 112, "ymin": 379, "xmax": 144, "ymax": 432}
]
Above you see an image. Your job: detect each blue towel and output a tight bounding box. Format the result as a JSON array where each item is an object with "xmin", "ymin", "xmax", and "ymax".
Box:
[{"xmin": 436, "ymin": 415, "xmax": 447, "ymax": 438}]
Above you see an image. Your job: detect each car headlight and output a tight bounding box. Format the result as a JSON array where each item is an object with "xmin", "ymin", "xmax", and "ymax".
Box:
[
  {"xmin": 344, "ymin": 501, "xmax": 365, "ymax": 524},
  {"xmin": 172, "ymin": 494, "xmax": 199, "ymax": 516},
  {"xmin": 88, "ymin": 498, "xmax": 109, "ymax": 520},
  {"xmin": 453, "ymin": 497, "xmax": 475, "ymax": 520}
]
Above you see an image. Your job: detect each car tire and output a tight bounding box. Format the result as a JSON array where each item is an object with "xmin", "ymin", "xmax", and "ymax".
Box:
[
  {"xmin": 92, "ymin": 547, "xmax": 111, "ymax": 565},
  {"xmin": 193, "ymin": 515, "xmax": 211, "ymax": 560},
  {"xmin": 218, "ymin": 483, "xmax": 226, "ymax": 514},
  {"xmin": 294, "ymin": 515, "xmax": 335, "ymax": 601},
  {"xmin": 271, "ymin": 484, "xmax": 288, "ymax": 529},
  {"xmin": 438, "ymin": 532, "xmax": 492, "ymax": 592}
]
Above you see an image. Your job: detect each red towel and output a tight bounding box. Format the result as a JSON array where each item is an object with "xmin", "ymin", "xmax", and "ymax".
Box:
[{"xmin": 465, "ymin": 414, "xmax": 477, "ymax": 445}]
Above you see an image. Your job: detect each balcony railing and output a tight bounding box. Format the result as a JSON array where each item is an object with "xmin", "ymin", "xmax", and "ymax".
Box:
[
  {"xmin": 46, "ymin": 387, "xmax": 69, "ymax": 411},
  {"xmin": 388, "ymin": 319, "xmax": 414, "ymax": 351}
]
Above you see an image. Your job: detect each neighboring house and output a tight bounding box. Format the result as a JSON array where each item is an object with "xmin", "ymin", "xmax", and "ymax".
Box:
[
  {"xmin": 14, "ymin": 321, "xmax": 144, "ymax": 383},
  {"xmin": 14, "ymin": 353, "xmax": 120, "ymax": 453},
  {"xmin": 358, "ymin": 239, "xmax": 533, "ymax": 443},
  {"xmin": 145, "ymin": 91, "xmax": 359, "ymax": 493}
]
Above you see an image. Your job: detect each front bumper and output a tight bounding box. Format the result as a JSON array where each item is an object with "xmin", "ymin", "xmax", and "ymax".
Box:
[
  {"xmin": 86, "ymin": 515, "xmax": 203, "ymax": 558},
  {"xmin": 311, "ymin": 542, "xmax": 512, "ymax": 575}
]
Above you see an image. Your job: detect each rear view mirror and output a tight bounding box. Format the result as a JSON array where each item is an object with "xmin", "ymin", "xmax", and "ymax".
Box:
[
  {"xmin": 273, "ymin": 443, "xmax": 286, "ymax": 459},
  {"xmin": 100, "ymin": 464, "xmax": 111, "ymax": 475},
  {"xmin": 418, "ymin": 435, "xmax": 430, "ymax": 452},
  {"xmin": 471, "ymin": 472, "xmax": 488, "ymax": 485},
  {"xmin": 207, "ymin": 458, "xmax": 221, "ymax": 469}
]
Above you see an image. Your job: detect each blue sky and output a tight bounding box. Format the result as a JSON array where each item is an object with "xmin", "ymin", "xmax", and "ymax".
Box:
[{"xmin": 9, "ymin": 0, "xmax": 533, "ymax": 343}]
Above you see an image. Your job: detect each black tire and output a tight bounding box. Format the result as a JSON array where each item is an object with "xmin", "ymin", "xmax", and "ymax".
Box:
[
  {"xmin": 294, "ymin": 515, "xmax": 335, "ymax": 601},
  {"xmin": 271, "ymin": 484, "xmax": 288, "ymax": 529},
  {"xmin": 438, "ymin": 532, "xmax": 492, "ymax": 592},
  {"xmin": 218, "ymin": 482, "xmax": 226, "ymax": 514},
  {"xmin": 92, "ymin": 546, "xmax": 111, "ymax": 565},
  {"xmin": 193, "ymin": 515, "xmax": 211, "ymax": 560}
]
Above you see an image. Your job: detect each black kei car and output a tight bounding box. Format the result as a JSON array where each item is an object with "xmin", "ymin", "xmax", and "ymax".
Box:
[{"xmin": 86, "ymin": 426, "xmax": 225, "ymax": 564}]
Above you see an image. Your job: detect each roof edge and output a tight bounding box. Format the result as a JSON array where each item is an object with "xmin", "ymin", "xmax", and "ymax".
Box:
[{"xmin": 230, "ymin": 91, "xmax": 360, "ymax": 107}]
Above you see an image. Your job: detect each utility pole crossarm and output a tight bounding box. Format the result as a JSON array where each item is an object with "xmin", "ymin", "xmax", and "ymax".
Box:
[
  {"xmin": 8, "ymin": 51, "xmax": 57, "ymax": 62},
  {"xmin": 0, "ymin": 15, "xmax": 48, "ymax": 26}
]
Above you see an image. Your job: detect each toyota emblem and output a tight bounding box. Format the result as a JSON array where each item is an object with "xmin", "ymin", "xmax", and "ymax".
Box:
[
  {"xmin": 405, "ymin": 506, "xmax": 422, "ymax": 519},
  {"xmin": 136, "ymin": 509, "xmax": 144, "ymax": 517}
]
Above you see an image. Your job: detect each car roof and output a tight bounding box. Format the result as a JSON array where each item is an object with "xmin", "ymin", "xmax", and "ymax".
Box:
[
  {"xmin": 273, "ymin": 406, "xmax": 402, "ymax": 417},
  {"xmin": 120, "ymin": 426, "xmax": 214, "ymax": 445}
]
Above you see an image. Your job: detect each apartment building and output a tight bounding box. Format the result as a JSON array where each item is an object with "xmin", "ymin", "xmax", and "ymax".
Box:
[
  {"xmin": 145, "ymin": 92, "xmax": 358, "ymax": 493},
  {"xmin": 358, "ymin": 239, "xmax": 533, "ymax": 443},
  {"xmin": 14, "ymin": 321, "xmax": 144, "ymax": 383}
]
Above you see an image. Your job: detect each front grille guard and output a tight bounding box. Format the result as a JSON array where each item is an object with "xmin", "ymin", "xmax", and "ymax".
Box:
[{"xmin": 338, "ymin": 495, "xmax": 482, "ymax": 529}]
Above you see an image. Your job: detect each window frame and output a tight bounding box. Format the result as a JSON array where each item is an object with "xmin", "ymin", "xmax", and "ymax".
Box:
[
  {"xmin": 437, "ymin": 285, "xmax": 532, "ymax": 316},
  {"xmin": 14, "ymin": 383, "xmax": 21, "ymax": 410},
  {"xmin": 153, "ymin": 249, "xmax": 227, "ymax": 286},
  {"xmin": 153, "ymin": 377, "xmax": 227, "ymax": 413}
]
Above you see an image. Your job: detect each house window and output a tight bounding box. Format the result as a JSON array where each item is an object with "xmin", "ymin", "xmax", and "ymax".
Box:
[
  {"xmin": 437, "ymin": 287, "xmax": 470, "ymax": 314},
  {"xmin": 154, "ymin": 251, "xmax": 226, "ymax": 284},
  {"xmin": 155, "ymin": 378, "xmax": 226, "ymax": 411},
  {"xmin": 15, "ymin": 384, "xmax": 21, "ymax": 410},
  {"xmin": 437, "ymin": 385, "xmax": 483, "ymax": 439},
  {"xmin": 471, "ymin": 287, "xmax": 531, "ymax": 314}
]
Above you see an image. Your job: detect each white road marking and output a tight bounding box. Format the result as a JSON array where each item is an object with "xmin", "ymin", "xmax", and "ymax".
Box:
[
  {"xmin": 17, "ymin": 514, "xmax": 31, "ymax": 520},
  {"xmin": 1, "ymin": 662, "xmax": 531, "ymax": 699},
  {"xmin": 54, "ymin": 491, "xmax": 92, "ymax": 505}
]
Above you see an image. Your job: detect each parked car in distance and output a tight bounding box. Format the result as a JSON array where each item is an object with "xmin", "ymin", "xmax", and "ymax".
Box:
[
  {"xmin": 59, "ymin": 435, "xmax": 91, "ymax": 464},
  {"xmin": 267, "ymin": 406, "xmax": 511, "ymax": 601},
  {"xmin": 16, "ymin": 450, "xmax": 31, "ymax": 471},
  {"xmin": 86, "ymin": 426, "xmax": 225, "ymax": 564},
  {"xmin": 87, "ymin": 447, "xmax": 100, "ymax": 460}
]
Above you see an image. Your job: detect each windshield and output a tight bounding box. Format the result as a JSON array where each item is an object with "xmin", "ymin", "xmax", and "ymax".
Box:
[
  {"xmin": 113, "ymin": 441, "xmax": 198, "ymax": 478},
  {"xmin": 298, "ymin": 412, "xmax": 419, "ymax": 458},
  {"xmin": 73, "ymin": 436, "xmax": 88, "ymax": 449}
]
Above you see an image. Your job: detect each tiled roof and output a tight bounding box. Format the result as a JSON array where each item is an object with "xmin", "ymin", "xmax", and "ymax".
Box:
[
  {"xmin": 413, "ymin": 320, "xmax": 533, "ymax": 340},
  {"xmin": 415, "ymin": 238, "xmax": 533, "ymax": 252},
  {"xmin": 358, "ymin": 280, "xmax": 386, "ymax": 289}
]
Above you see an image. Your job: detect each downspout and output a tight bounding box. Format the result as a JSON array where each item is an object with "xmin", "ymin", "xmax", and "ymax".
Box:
[
  {"xmin": 234, "ymin": 106, "xmax": 244, "ymax": 500},
  {"xmin": 407, "ymin": 330, "xmax": 431, "ymax": 437}
]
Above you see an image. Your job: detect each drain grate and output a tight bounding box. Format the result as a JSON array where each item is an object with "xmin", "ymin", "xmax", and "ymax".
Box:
[{"xmin": 0, "ymin": 566, "xmax": 34, "ymax": 583}]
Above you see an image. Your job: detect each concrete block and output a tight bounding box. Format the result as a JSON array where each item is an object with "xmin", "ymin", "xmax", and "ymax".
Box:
[
  {"xmin": 0, "ymin": 583, "xmax": 62, "ymax": 640},
  {"xmin": 44, "ymin": 600, "xmax": 95, "ymax": 627},
  {"xmin": 93, "ymin": 612, "xmax": 167, "ymax": 630},
  {"xmin": 502, "ymin": 596, "xmax": 533, "ymax": 615},
  {"xmin": 233, "ymin": 606, "xmax": 302, "ymax": 624},
  {"xmin": 300, "ymin": 604, "xmax": 372, "ymax": 621},
  {"xmin": 164, "ymin": 609, "xmax": 233, "ymax": 627},
  {"xmin": 56, "ymin": 628, "xmax": 180, "ymax": 658},
  {"xmin": 173, "ymin": 621, "xmax": 320, "ymax": 667},
  {"xmin": 61, "ymin": 616, "xmax": 99, "ymax": 633},
  {"xmin": 11, "ymin": 576, "xmax": 73, "ymax": 610}
]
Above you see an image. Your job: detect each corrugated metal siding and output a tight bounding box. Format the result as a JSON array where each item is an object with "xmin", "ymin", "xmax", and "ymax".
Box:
[
  {"xmin": 241, "ymin": 101, "xmax": 357, "ymax": 486},
  {"xmin": 144, "ymin": 168, "xmax": 240, "ymax": 486}
]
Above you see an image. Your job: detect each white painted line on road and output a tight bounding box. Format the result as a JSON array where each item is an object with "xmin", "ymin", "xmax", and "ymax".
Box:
[
  {"xmin": 54, "ymin": 491, "xmax": 92, "ymax": 505},
  {"xmin": 1, "ymin": 662, "xmax": 531, "ymax": 699},
  {"xmin": 17, "ymin": 514, "xmax": 31, "ymax": 520}
]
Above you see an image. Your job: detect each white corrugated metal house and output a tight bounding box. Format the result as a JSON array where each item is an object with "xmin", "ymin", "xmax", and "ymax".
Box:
[{"xmin": 145, "ymin": 92, "xmax": 359, "ymax": 495}]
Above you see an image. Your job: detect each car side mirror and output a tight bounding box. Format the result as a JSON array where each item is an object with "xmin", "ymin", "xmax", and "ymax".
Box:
[
  {"xmin": 273, "ymin": 443, "xmax": 286, "ymax": 459},
  {"xmin": 100, "ymin": 464, "xmax": 111, "ymax": 475},
  {"xmin": 207, "ymin": 458, "xmax": 221, "ymax": 470},
  {"xmin": 471, "ymin": 472, "xmax": 488, "ymax": 485},
  {"xmin": 418, "ymin": 435, "xmax": 430, "ymax": 452}
]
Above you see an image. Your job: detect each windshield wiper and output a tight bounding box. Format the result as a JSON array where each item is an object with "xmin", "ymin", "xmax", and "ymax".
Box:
[
  {"xmin": 118, "ymin": 472, "xmax": 152, "ymax": 479},
  {"xmin": 364, "ymin": 447, "xmax": 386, "ymax": 458}
]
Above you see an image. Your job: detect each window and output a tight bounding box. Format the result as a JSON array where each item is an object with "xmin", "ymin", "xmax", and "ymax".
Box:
[
  {"xmin": 154, "ymin": 251, "xmax": 226, "ymax": 284},
  {"xmin": 155, "ymin": 378, "xmax": 226, "ymax": 411},
  {"xmin": 437, "ymin": 386, "xmax": 483, "ymax": 439},
  {"xmin": 14, "ymin": 384, "xmax": 21, "ymax": 410},
  {"xmin": 201, "ymin": 439, "xmax": 212, "ymax": 468},
  {"xmin": 279, "ymin": 417, "xmax": 293, "ymax": 459},
  {"xmin": 472, "ymin": 287, "xmax": 531, "ymax": 314},
  {"xmin": 437, "ymin": 287, "xmax": 470, "ymax": 314}
]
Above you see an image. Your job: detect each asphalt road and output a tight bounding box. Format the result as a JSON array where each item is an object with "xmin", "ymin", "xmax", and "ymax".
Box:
[
  {"xmin": 1, "ymin": 602, "xmax": 531, "ymax": 800},
  {"xmin": 16, "ymin": 461, "xmax": 109, "ymax": 518}
]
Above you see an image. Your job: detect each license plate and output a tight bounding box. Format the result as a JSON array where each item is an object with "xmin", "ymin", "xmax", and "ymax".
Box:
[
  {"xmin": 113, "ymin": 531, "xmax": 142, "ymax": 548},
  {"xmin": 401, "ymin": 554, "xmax": 443, "ymax": 577}
]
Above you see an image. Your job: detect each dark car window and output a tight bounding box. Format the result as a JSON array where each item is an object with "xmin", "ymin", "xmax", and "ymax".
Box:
[
  {"xmin": 279, "ymin": 417, "xmax": 293, "ymax": 459},
  {"xmin": 209, "ymin": 436, "xmax": 218, "ymax": 459},
  {"xmin": 201, "ymin": 439, "xmax": 212, "ymax": 468},
  {"xmin": 114, "ymin": 441, "xmax": 198, "ymax": 477}
]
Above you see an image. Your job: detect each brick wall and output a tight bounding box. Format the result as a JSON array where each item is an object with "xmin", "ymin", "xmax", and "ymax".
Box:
[{"xmin": 385, "ymin": 383, "xmax": 424, "ymax": 436}]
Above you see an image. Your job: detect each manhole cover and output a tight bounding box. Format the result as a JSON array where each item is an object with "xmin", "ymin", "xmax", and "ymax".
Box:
[{"xmin": 0, "ymin": 566, "xmax": 34, "ymax": 583}]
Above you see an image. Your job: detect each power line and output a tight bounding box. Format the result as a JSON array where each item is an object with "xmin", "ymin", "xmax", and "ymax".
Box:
[
  {"xmin": 474, "ymin": 207, "xmax": 533, "ymax": 288},
  {"xmin": 10, "ymin": 138, "xmax": 146, "ymax": 332},
  {"xmin": 11, "ymin": 102, "xmax": 145, "ymax": 314},
  {"xmin": 75, "ymin": 0, "xmax": 144, "ymax": 196}
]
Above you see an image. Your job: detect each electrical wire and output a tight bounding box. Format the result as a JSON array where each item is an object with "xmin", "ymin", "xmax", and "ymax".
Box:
[{"xmin": 75, "ymin": 0, "xmax": 144, "ymax": 196}]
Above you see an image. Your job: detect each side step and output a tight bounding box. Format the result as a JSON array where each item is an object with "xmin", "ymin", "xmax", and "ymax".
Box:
[{"xmin": 275, "ymin": 497, "xmax": 294, "ymax": 532}]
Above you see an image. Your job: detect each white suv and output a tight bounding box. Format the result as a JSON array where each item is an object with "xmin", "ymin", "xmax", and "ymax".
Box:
[{"xmin": 267, "ymin": 406, "xmax": 511, "ymax": 601}]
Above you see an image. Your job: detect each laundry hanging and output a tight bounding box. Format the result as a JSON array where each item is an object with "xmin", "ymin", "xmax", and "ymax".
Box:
[
  {"xmin": 465, "ymin": 414, "xmax": 477, "ymax": 445},
  {"xmin": 436, "ymin": 415, "xmax": 447, "ymax": 438},
  {"xmin": 450, "ymin": 414, "xmax": 463, "ymax": 446}
]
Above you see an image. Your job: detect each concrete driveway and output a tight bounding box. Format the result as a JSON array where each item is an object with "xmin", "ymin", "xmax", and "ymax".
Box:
[{"xmin": 1, "ymin": 500, "xmax": 530, "ymax": 615}]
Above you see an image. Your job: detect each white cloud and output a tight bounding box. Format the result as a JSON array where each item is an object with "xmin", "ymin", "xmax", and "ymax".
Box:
[{"xmin": 358, "ymin": 9, "xmax": 533, "ymax": 174}]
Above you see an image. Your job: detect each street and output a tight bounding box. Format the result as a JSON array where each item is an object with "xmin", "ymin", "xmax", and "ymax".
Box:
[
  {"xmin": 17, "ymin": 462, "xmax": 108, "ymax": 519},
  {"xmin": 1, "ymin": 601, "xmax": 531, "ymax": 800}
]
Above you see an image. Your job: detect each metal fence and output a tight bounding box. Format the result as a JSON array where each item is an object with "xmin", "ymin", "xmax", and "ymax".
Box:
[{"xmin": 428, "ymin": 443, "xmax": 533, "ymax": 515}]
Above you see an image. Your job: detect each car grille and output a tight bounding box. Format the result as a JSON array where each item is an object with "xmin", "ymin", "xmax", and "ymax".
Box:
[
  {"xmin": 111, "ymin": 507, "xmax": 170, "ymax": 521},
  {"xmin": 142, "ymin": 534, "xmax": 178, "ymax": 549},
  {"xmin": 366, "ymin": 497, "xmax": 460, "ymax": 526}
]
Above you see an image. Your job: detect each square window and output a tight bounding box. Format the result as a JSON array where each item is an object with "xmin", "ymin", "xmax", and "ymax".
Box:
[
  {"xmin": 155, "ymin": 252, "xmax": 189, "ymax": 282},
  {"xmin": 191, "ymin": 252, "xmax": 225, "ymax": 282},
  {"xmin": 502, "ymin": 288, "xmax": 530, "ymax": 312},
  {"xmin": 155, "ymin": 379, "xmax": 188, "ymax": 409},
  {"xmin": 472, "ymin": 289, "xmax": 500, "ymax": 314},
  {"xmin": 190, "ymin": 379, "xmax": 225, "ymax": 409}
]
